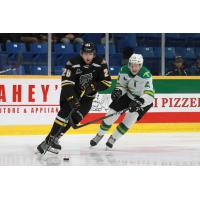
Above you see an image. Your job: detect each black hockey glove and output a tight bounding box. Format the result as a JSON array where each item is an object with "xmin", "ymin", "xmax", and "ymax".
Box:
[
  {"xmin": 67, "ymin": 96, "xmax": 81, "ymax": 110},
  {"xmin": 111, "ymin": 88, "xmax": 122, "ymax": 101},
  {"xmin": 129, "ymin": 97, "xmax": 144, "ymax": 113}
]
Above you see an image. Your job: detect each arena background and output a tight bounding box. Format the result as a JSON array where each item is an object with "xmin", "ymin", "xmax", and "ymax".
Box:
[{"xmin": 1, "ymin": 33, "xmax": 200, "ymax": 135}]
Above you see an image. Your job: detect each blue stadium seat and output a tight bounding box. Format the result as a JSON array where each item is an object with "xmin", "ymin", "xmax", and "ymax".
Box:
[
  {"xmin": 154, "ymin": 47, "xmax": 177, "ymax": 59},
  {"xmin": 109, "ymin": 66, "xmax": 121, "ymax": 75},
  {"xmin": 135, "ymin": 47, "xmax": 154, "ymax": 58},
  {"xmin": 30, "ymin": 43, "xmax": 48, "ymax": 53},
  {"xmin": 29, "ymin": 66, "xmax": 48, "ymax": 75},
  {"xmin": 22, "ymin": 53, "xmax": 33, "ymax": 65},
  {"xmin": 54, "ymin": 43, "xmax": 74, "ymax": 54},
  {"xmin": 143, "ymin": 60, "xmax": 161, "ymax": 75},
  {"xmin": 183, "ymin": 48, "xmax": 196, "ymax": 59},
  {"xmin": 53, "ymin": 53, "xmax": 77, "ymax": 66},
  {"xmin": 109, "ymin": 44, "xmax": 116, "ymax": 54},
  {"xmin": 195, "ymin": 48, "xmax": 200, "ymax": 57},
  {"xmin": 0, "ymin": 43, "xmax": 2, "ymax": 52},
  {"xmin": 109, "ymin": 53, "xmax": 122, "ymax": 66},
  {"xmin": 53, "ymin": 65, "xmax": 65, "ymax": 75},
  {"xmin": 6, "ymin": 42, "xmax": 26, "ymax": 54},
  {"xmin": 175, "ymin": 47, "xmax": 185, "ymax": 56},
  {"xmin": 96, "ymin": 44, "xmax": 105, "ymax": 54},
  {"xmin": 75, "ymin": 43, "xmax": 81, "ymax": 52},
  {"xmin": 32, "ymin": 54, "xmax": 48, "ymax": 65},
  {"xmin": 154, "ymin": 47, "xmax": 161, "ymax": 58},
  {"xmin": 116, "ymin": 34, "xmax": 137, "ymax": 50},
  {"xmin": 0, "ymin": 65, "xmax": 25, "ymax": 75},
  {"xmin": 0, "ymin": 53, "xmax": 8, "ymax": 67},
  {"xmin": 165, "ymin": 47, "xmax": 176, "ymax": 59},
  {"xmin": 175, "ymin": 47, "xmax": 196, "ymax": 59}
]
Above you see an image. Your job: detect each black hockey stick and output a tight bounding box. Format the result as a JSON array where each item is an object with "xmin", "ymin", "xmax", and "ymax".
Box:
[
  {"xmin": 69, "ymin": 107, "xmax": 129, "ymax": 129},
  {"xmin": 42, "ymin": 90, "xmax": 85, "ymax": 155}
]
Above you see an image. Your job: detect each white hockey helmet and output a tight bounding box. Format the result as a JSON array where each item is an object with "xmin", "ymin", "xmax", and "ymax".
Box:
[{"xmin": 128, "ymin": 53, "xmax": 144, "ymax": 70}]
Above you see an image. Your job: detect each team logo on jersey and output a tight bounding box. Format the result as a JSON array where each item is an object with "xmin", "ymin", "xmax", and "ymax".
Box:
[
  {"xmin": 76, "ymin": 69, "xmax": 82, "ymax": 74},
  {"xmin": 143, "ymin": 72, "xmax": 151, "ymax": 78},
  {"xmin": 79, "ymin": 73, "xmax": 93, "ymax": 86}
]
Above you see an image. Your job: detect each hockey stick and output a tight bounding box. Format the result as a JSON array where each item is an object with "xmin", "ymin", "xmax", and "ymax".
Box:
[
  {"xmin": 0, "ymin": 66, "xmax": 19, "ymax": 74},
  {"xmin": 42, "ymin": 90, "xmax": 86, "ymax": 155},
  {"xmin": 0, "ymin": 50, "xmax": 23, "ymax": 74},
  {"xmin": 69, "ymin": 107, "xmax": 129, "ymax": 129}
]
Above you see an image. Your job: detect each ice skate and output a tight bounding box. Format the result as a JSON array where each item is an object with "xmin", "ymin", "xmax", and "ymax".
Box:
[
  {"xmin": 37, "ymin": 135, "xmax": 61, "ymax": 154},
  {"xmin": 106, "ymin": 135, "xmax": 116, "ymax": 149},
  {"xmin": 90, "ymin": 134, "xmax": 104, "ymax": 146}
]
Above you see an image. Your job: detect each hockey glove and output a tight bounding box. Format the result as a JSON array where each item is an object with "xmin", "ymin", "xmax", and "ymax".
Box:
[
  {"xmin": 129, "ymin": 97, "xmax": 144, "ymax": 113},
  {"xmin": 111, "ymin": 88, "xmax": 122, "ymax": 101}
]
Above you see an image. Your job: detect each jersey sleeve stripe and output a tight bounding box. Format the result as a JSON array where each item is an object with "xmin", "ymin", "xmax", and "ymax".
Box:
[
  {"xmin": 144, "ymin": 90, "xmax": 155, "ymax": 98},
  {"xmin": 61, "ymin": 83, "xmax": 75, "ymax": 87},
  {"xmin": 101, "ymin": 80, "xmax": 112, "ymax": 87},
  {"xmin": 61, "ymin": 80, "xmax": 75, "ymax": 84}
]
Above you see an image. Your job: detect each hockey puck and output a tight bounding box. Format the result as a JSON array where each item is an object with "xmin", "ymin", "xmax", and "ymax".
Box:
[{"xmin": 63, "ymin": 157, "xmax": 69, "ymax": 161}]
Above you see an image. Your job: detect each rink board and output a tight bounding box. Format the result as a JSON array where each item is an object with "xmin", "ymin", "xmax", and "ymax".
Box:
[
  {"xmin": 0, "ymin": 123, "xmax": 200, "ymax": 135},
  {"xmin": 0, "ymin": 75, "xmax": 200, "ymax": 135}
]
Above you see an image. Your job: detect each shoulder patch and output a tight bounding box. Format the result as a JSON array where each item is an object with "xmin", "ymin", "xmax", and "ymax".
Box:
[{"xmin": 137, "ymin": 66, "xmax": 152, "ymax": 79}]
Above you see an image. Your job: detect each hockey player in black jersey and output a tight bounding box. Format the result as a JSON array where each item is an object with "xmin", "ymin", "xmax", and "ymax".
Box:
[{"xmin": 37, "ymin": 42, "xmax": 112, "ymax": 154}]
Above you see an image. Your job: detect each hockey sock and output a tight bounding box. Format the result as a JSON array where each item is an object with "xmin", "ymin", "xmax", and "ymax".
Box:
[
  {"xmin": 112, "ymin": 123, "xmax": 129, "ymax": 140},
  {"xmin": 46, "ymin": 116, "xmax": 70, "ymax": 140},
  {"xmin": 111, "ymin": 112, "xmax": 139, "ymax": 141},
  {"xmin": 98, "ymin": 121, "xmax": 112, "ymax": 136}
]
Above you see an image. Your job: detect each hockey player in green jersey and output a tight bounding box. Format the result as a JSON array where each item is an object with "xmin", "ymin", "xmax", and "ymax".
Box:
[{"xmin": 90, "ymin": 53, "xmax": 155, "ymax": 148}]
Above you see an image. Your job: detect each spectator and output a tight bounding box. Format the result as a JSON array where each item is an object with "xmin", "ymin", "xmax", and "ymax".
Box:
[
  {"xmin": 20, "ymin": 34, "xmax": 47, "ymax": 43},
  {"xmin": 60, "ymin": 33, "xmax": 84, "ymax": 45},
  {"xmin": 166, "ymin": 56, "xmax": 187, "ymax": 76},
  {"xmin": 187, "ymin": 57, "xmax": 200, "ymax": 75}
]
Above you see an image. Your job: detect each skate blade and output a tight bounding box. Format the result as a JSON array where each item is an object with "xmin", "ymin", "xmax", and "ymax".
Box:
[
  {"xmin": 47, "ymin": 147, "xmax": 60, "ymax": 154},
  {"xmin": 89, "ymin": 145, "xmax": 97, "ymax": 149},
  {"xmin": 105, "ymin": 146, "xmax": 112, "ymax": 151}
]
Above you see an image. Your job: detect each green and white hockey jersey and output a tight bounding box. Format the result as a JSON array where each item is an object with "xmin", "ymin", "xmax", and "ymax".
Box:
[{"xmin": 116, "ymin": 65, "xmax": 155, "ymax": 107}]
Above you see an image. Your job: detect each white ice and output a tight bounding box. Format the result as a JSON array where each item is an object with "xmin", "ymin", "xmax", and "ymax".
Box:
[{"xmin": 0, "ymin": 133, "xmax": 200, "ymax": 166}]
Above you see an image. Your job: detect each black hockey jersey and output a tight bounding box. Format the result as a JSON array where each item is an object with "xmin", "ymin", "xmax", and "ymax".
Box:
[{"xmin": 61, "ymin": 55, "xmax": 112, "ymax": 100}]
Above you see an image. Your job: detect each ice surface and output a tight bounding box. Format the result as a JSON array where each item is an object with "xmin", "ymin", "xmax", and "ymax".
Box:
[{"xmin": 0, "ymin": 133, "xmax": 200, "ymax": 166}]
